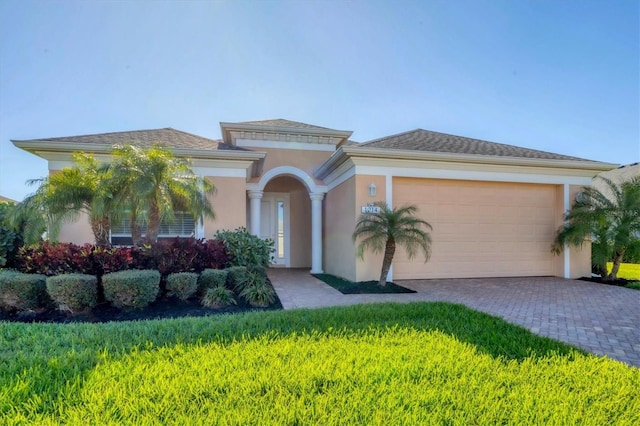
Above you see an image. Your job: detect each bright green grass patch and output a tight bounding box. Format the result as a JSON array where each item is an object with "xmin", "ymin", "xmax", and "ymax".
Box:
[
  {"xmin": 607, "ymin": 262, "xmax": 640, "ymax": 280},
  {"xmin": 626, "ymin": 282, "xmax": 640, "ymax": 290},
  {"xmin": 1, "ymin": 303, "xmax": 639, "ymax": 425}
]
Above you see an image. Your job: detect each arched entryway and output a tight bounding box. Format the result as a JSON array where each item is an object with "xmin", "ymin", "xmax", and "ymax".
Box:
[{"xmin": 246, "ymin": 166, "xmax": 327, "ymax": 274}]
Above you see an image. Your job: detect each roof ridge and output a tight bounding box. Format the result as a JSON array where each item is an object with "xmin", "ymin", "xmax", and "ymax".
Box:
[
  {"xmin": 359, "ymin": 128, "xmax": 591, "ymax": 162},
  {"xmin": 359, "ymin": 128, "xmax": 424, "ymax": 146},
  {"xmin": 234, "ymin": 118, "xmax": 337, "ymax": 131},
  {"xmin": 16, "ymin": 127, "xmax": 172, "ymax": 141},
  {"xmin": 164, "ymin": 128, "xmax": 222, "ymax": 142}
]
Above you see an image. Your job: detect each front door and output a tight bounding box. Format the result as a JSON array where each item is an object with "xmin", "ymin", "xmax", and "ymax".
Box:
[{"xmin": 260, "ymin": 193, "xmax": 290, "ymax": 266}]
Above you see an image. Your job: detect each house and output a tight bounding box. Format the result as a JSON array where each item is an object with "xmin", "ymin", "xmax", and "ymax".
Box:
[
  {"xmin": 592, "ymin": 162, "xmax": 639, "ymax": 193},
  {"xmin": 0, "ymin": 195, "xmax": 17, "ymax": 204},
  {"xmin": 13, "ymin": 119, "xmax": 617, "ymax": 281}
]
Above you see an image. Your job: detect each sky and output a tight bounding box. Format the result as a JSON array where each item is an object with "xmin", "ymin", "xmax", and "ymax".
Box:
[{"xmin": 0, "ymin": 0, "xmax": 638, "ymax": 202}]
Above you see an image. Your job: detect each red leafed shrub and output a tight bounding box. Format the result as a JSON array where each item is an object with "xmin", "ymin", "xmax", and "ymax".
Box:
[
  {"xmin": 133, "ymin": 238, "xmax": 231, "ymax": 275},
  {"xmin": 16, "ymin": 238, "xmax": 231, "ymax": 277},
  {"xmin": 16, "ymin": 243, "xmax": 135, "ymax": 277},
  {"xmin": 17, "ymin": 242, "xmax": 92, "ymax": 276},
  {"xmin": 92, "ymin": 246, "xmax": 137, "ymax": 275}
]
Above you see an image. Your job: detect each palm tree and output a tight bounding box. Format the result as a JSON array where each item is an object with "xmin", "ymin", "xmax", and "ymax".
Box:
[
  {"xmin": 352, "ymin": 202, "xmax": 433, "ymax": 286},
  {"xmin": 552, "ymin": 176, "xmax": 640, "ymax": 280},
  {"xmin": 5, "ymin": 197, "xmax": 47, "ymax": 246},
  {"xmin": 110, "ymin": 145, "xmax": 216, "ymax": 244},
  {"xmin": 24, "ymin": 153, "xmax": 115, "ymax": 247}
]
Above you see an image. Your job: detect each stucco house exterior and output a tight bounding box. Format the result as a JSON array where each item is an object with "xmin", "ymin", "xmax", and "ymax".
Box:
[{"xmin": 13, "ymin": 119, "xmax": 616, "ymax": 282}]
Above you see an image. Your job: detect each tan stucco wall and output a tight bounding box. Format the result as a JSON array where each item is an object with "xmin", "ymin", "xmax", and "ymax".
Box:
[
  {"xmin": 392, "ymin": 178, "xmax": 560, "ymax": 279},
  {"xmin": 264, "ymin": 176, "xmax": 311, "ymax": 268},
  {"xmin": 324, "ymin": 177, "xmax": 357, "ymax": 281},
  {"xmin": 254, "ymin": 148, "xmax": 333, "ymax": 185},
  {"xmin": 57, "ymin": 211, "xmax": 95, "ymax": 245},
  {"xmin": 203, "ymin": 176, "xmax": 247, "ymax": 237},
  {"xmin": 48, "ymin": 168, "xmax": 95, "ymax": 245},
  {"xmin": 354, "ymin": 175, "xmax": 388, "ymax": 282},
  {"xmin": 569, "ymin": 184, "xmax": 591, "ymax": 278}
]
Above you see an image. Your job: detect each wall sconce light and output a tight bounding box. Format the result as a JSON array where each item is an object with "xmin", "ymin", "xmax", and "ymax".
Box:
[{"xmin": 368, "ymin": 183, "xmax": 377, "ymax": 197}]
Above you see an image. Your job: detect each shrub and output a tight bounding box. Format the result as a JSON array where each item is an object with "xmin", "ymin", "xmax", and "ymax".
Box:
[
  {"xmin": 201, "ymin": 286, "xmax": 236, "ymax": 308},
  {"xmin": 0, "ymin": 202, "xmax": 20, "ymax": 268},
  {"xmin": 198, "ymin": 269, "xmax": 229, "ymax": 292},
  {"xmin": 46, "ymin": 273, "xmax": 98, "ymax": 313},
  {"xmin": 102, "ymin": 269, "xmax": 160, "ymax": 309},
  {"xmin": 239, "ymin": 271, "xmax": 277, "ymax": 307},
  {"xmin": 91, "ymin": 246, "xmax": 137, "ymax": 275},
  {"xmin": 166, "ymin": 272, "xmax": 199, "ymax": 301},
  {"xmin": 0, "ymin": 270, "xmax": 46, "ymax": 311},
  {"xmin": 132, "ymin": 238, "xmax": 232, "ymax": 275},
  {"xmin": 17, "ymin": 242, "xmax": 89, "ymax": 276},
  {"xmin": 215, "ymin": 227, "xmax": 274, "ymax": 267},
  {"xmin": 225, "ymin": 266, "xmax": 249, "ymax": 291},
  {"xmin": 14, "ymin": 239, "xmax": 230, "ymax": 278}
]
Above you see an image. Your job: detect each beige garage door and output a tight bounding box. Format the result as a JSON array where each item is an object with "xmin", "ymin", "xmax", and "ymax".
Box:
[{"xmin": 393, "ymin": 178, "xmax": 560, "ymax": 279}]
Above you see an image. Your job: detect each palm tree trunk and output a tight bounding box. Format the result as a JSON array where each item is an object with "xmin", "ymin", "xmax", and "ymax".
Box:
[
  {"xmin": 145, "ymin": 201, "xmax": 161, "ymax": 244},
  {"xmin": 91, "ymin": 215, "xmax": 111, "ymax": 248},
  {"xmin": 379, "ymin": 237, "xmax": 396, "ymax": 286},
  {"xmin": 607, "ymin": 250, "xmax": 625, "ymax": 280},
  {"xmin": 130, "ymin": 217, "xmax": 142, "ymax": 246}
]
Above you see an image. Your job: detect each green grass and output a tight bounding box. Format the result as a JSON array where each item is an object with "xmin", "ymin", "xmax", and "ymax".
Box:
[
  {"xmin": 626, "ymin": 281, "xmax": 640, "ymax": 290},
  {"xmin": 1, "ymin": 303, "xmax": 638, "ymax": 424},
  {"xmin": 313, "ymin": 273, "xmax": 416, "ymax": 294},
  {"xmin": 607, "ymin": 262, "xmax": 640, "ymax": 280}
]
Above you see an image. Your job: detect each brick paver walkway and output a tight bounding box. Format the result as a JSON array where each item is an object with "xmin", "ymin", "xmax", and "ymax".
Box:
[{"xmin": 267, "ymin": 268, "xmax": 640, "ymax": 367}]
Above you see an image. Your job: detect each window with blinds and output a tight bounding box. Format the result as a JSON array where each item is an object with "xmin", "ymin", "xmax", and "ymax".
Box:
[{"xmin": 110, "ymin": 212, "xmax": 196, "ymax": 245}]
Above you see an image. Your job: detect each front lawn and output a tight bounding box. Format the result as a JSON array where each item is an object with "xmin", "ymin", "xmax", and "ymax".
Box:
[
  {"xmin": 2, "ymin": 303, "xmax": 638, "ymax": 424},
  {"xmin": 608, "ymin": 262, "xmax": 640, "ymax": 280}
]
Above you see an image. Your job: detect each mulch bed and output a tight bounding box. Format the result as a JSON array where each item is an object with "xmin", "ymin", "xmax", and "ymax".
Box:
[
  {"xmin": 313, "ymin": 274, "xmax": 416, "ymax": 294},
  {"xmin": 0, "ymin": 298, "xmax": 283, "ymax": 324},
  {"xmin": 578, "ymin": 276, "xmax": 637, "ymax": 287}
]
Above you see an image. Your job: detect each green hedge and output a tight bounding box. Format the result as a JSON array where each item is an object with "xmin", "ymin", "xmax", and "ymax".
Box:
[
  {"xmin": 0, "ymin": 270, "xmax": 46, "ymax": 311},
  {"xmin": 46, "ymin": 273, "xmax": 98, "ymax": 313},
  {"xmin": 102, "ymin": 269, "xmax": 160, "ymax": 309},
  {"xmin": 198, "ymin": 269, "xmax": 228, "ymax": 292},
  {"xmin": 166, "ymin": 272, "xmax": 199, "ymax": 301}
]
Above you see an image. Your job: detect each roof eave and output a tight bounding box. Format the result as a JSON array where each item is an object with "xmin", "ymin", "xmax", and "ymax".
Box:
[{"xmin": 12, "ymin": 140, "xmax": 266, "ymax": 162}]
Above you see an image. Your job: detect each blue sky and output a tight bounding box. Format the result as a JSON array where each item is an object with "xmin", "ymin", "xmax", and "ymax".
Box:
[{"xmin": 1, "ymin": 0, "xmax": 638, "ymax": 201}]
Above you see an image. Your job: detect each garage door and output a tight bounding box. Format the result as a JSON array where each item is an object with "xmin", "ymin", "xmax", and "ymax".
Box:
[{"xmin": 393, "ymin": 178, "xmax": 560, "ymax": 279}]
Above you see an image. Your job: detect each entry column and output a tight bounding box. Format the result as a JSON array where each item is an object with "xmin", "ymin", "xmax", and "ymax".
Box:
[
  {"xmin": 248, "ymin": 190, "xmax": 263, "ymax": 237},
  {"xmin": 310, "ymin": 192, "xmax": 324, "ymax": 274}
]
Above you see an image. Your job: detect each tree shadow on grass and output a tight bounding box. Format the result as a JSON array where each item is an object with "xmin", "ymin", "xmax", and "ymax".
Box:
[{"xmin": 2, "ymin": 302, "xmax": 587, "ymax": 420}]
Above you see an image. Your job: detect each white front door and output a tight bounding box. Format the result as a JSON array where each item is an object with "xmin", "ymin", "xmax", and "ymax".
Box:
[{"xmin": 260, "ymin": 193, "xmax": 290, "ymax": 266}]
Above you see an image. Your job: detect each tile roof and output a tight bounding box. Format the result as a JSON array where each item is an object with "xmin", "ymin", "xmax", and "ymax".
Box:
[
  {"xmin": 358, "ymin": 129, "xmax": 590, "ymax": 161},
  {"xmin": 234, "ymin": 119, "xmax": 339, "ymax": 132},
  {"xmin": 15, "ymin": 128, "xmax": 249, "ymax": 151}
]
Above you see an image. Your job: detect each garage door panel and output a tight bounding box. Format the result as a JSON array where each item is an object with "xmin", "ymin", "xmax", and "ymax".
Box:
[{"xmin": 393, "ymin": 178, "xmax": 559, "ymax": 279}]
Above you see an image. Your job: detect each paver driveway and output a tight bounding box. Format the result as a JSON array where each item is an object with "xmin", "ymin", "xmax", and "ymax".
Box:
[{"xmin": 268, "ymin": 269, "xmax": 640, "ymax": 367}]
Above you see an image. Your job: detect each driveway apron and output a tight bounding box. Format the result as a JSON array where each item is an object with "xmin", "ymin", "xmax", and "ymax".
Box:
[{"xmin": 267, "ymin": 269, "xmax": 640, "ymax": 367}]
